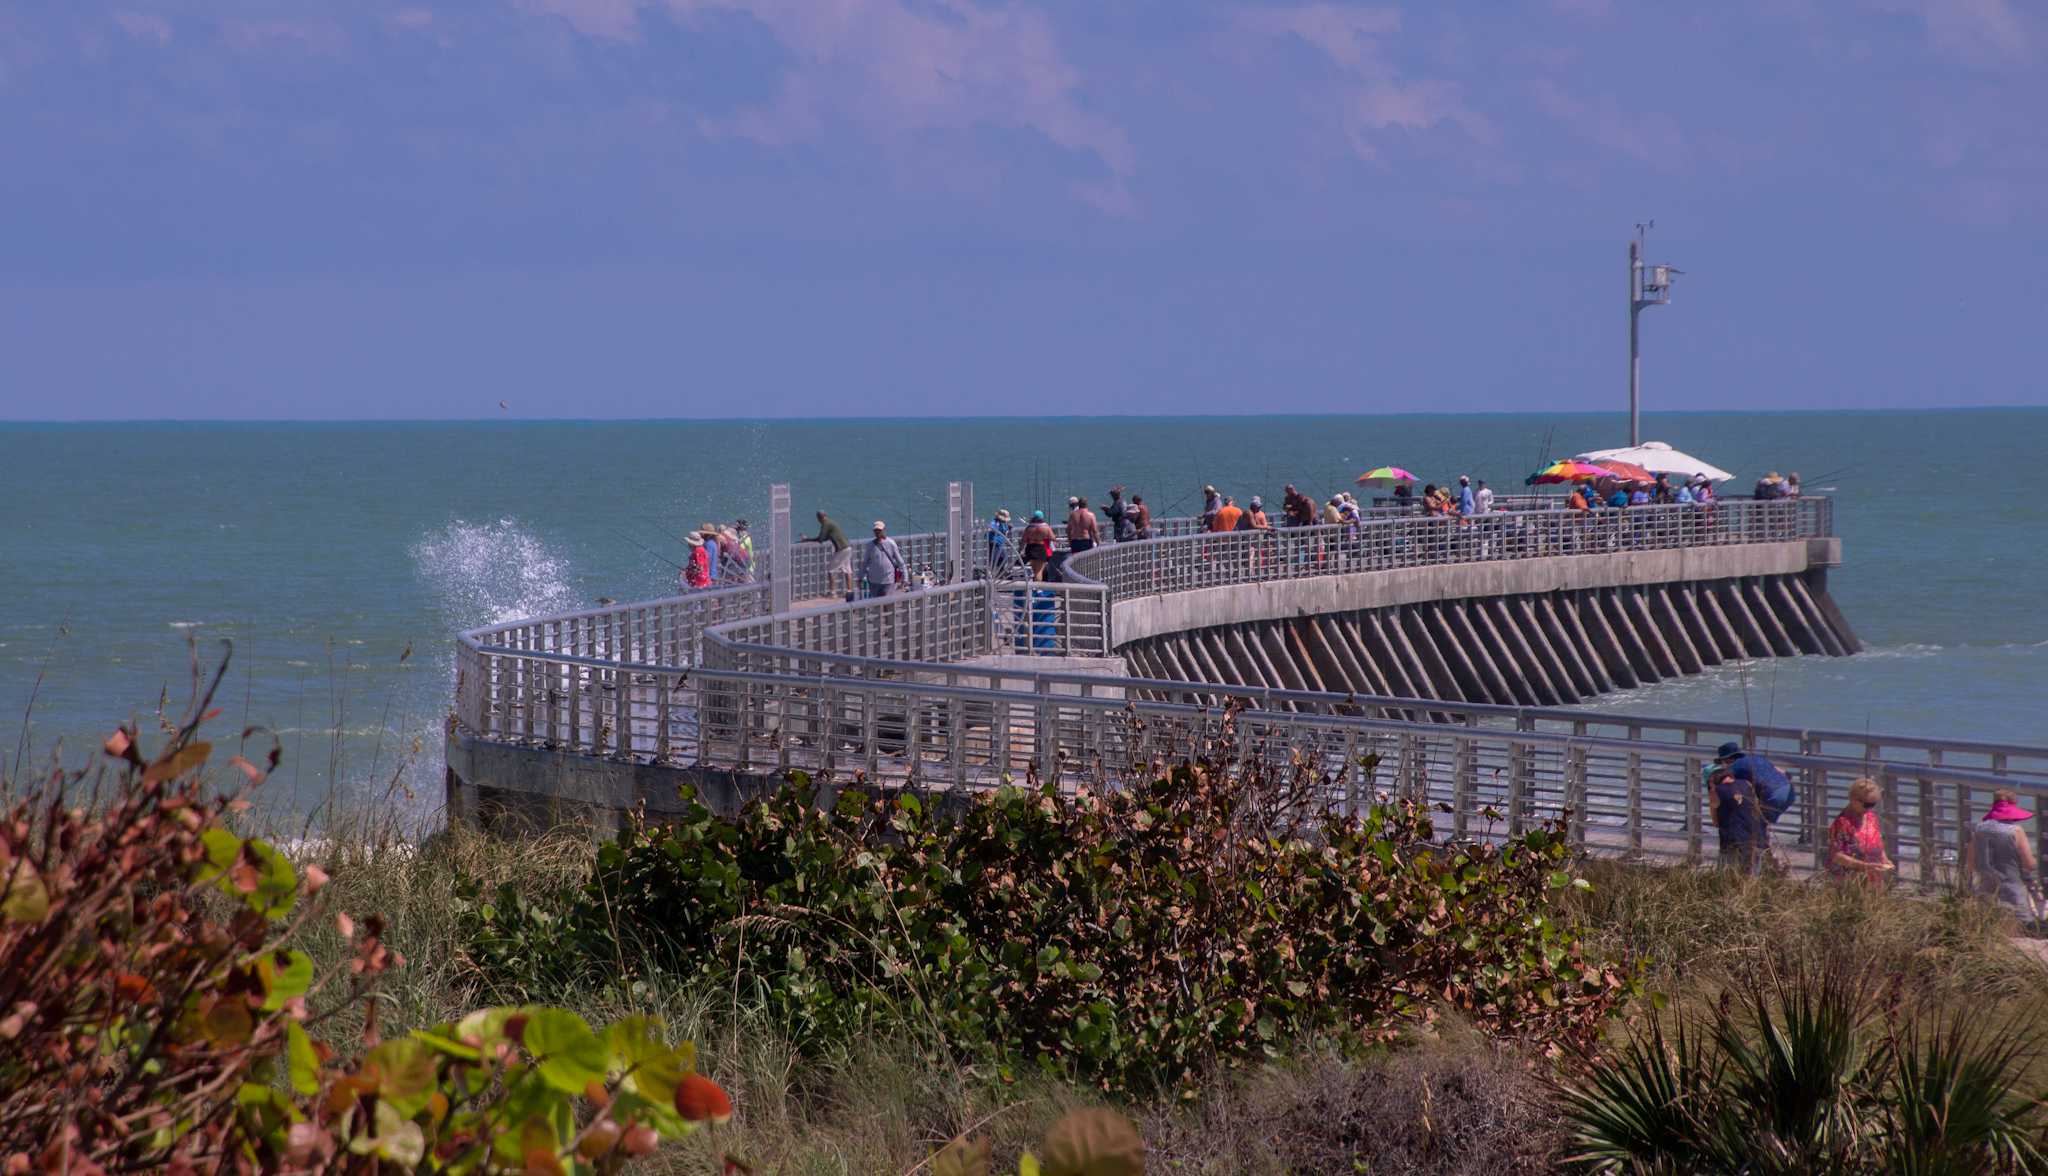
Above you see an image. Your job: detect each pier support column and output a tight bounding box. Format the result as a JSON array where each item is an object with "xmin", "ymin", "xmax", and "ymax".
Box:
[
  {"xmin": 1574, "ymin": 590, "xmax": 1641, "ymax": 689},
  {"xmin": 1392, "ymin": 606, "xmax": 1474, "ymax": 700},
  {"xmin": 1519, "ymin": 596, "xmax": 1595, "ymax": 702},
  {"xmin": 770, "ymin": 483, "xmax": 793, "ymax": 615},
  {"xmin": 1766, "ymin": 577, "xmax": 1824, "ymax": 655},
  {"xmin": 1603, "ymin": 588, "xmax": 1666, "ymax": 682},
  {"xmin": 1545, "ymin": 594, "xmax": 1614, "ymax": 694},
  {"xmin": 1409, "ymin": 605, "xmax": 1482, "ymax": 702},
  {"xmin": 1786, "ymin": 577, "xmax": 1849, "ymax": 657},
  {"xmin": 1702, "ymin": 581, "xmax": 1763, "ymax": 659},
  {"xmin": 1669, "ymin": 584, "xmax": 1726, "ymax": 666},
  {"xmin": 1257, "ymin": 623, "xmax": 1315, "ymax": 695},
  {"xmin": 1360, "ymin": 611, "xmax": 1433, "ymax": 717},
  {"xmin": 1485, "ymin": 597, "xmax": 1564, "ymax": 706},
  {"xmin": 1742, "ymin": 578, "xmax": 1799, "ymax": 657},
  {"xmin": 1628, "ymin": 587, "xmax": 1687, "ymax": 678}
]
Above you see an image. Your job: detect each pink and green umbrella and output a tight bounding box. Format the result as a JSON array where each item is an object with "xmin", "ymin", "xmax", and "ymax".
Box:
[{"xmin": 1355, "ymin": 465, "xmax": 1418, "ymax": 486}]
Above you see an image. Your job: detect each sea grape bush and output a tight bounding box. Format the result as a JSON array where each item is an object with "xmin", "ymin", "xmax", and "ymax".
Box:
[
  {"xmin": 0, "ymin": 677, "xmax": 717, "ymax": 1172},
  {"xmin": 460, "ymin": 745, "xmax": 1636, "ymax": 1092}
]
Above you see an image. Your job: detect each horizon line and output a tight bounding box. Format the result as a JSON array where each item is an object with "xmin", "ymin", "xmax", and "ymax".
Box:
[{"xmin": 3, "ymin": 404, "xmax": 2043, "ymax": 425}]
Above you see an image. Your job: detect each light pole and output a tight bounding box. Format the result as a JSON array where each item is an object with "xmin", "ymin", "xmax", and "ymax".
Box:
[{"xmin": 1628, "ymin": 222, "xmax": 1679, "ymax": 446}]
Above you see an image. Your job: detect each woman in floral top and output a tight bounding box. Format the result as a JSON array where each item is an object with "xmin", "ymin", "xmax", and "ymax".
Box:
[{"xmin": 1827, "ymin": 777, "xmax": 1894, "ymax": 886}]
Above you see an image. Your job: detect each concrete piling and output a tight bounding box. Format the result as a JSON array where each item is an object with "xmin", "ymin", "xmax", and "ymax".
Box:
[{"xmin": 1123, "ymin": 571, "xmax": 1857, "ymax": 709}]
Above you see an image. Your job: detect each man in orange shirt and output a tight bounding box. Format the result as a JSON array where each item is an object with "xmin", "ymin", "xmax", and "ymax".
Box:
[{"xmin": 1211, "ymin": 496, "xmax": 1244, "ymax": 533}]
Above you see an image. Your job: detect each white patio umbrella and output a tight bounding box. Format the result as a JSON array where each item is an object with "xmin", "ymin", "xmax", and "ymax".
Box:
[{"xmin": 1572, "ymin": 440, "xmax": 1734, "ymax": 483}]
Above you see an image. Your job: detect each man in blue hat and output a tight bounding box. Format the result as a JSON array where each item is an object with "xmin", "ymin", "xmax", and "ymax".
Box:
[{"xmin": 1716, "ymin": 740, "xmax": 1797, "ymax": 827}]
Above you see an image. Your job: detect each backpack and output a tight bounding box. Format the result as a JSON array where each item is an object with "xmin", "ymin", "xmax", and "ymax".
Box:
[{"xmin": 1734, "ymin": 755, "xmax": 1796, "ymax": 823}]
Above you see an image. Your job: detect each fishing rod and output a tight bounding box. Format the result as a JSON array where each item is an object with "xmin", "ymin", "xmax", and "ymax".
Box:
[{"xmin": 608, "ymin": 527, "xmax": 685, "ymax": 572}]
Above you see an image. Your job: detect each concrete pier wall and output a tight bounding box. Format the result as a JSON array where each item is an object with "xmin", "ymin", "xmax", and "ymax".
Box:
[{"xmin": 1116, "ymin": 557, "xmax": 1858, "ymax": 710}]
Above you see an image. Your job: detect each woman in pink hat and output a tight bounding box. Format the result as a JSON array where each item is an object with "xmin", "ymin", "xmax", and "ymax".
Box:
[{"xmin": 1965, "ymin": 790, "xmax": 2040, "ymax": 921}]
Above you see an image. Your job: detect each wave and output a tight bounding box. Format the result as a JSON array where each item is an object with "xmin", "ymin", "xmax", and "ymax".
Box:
[{"xmin": 411, "ymin": 518, "xmax": 583, "ymax": 631}]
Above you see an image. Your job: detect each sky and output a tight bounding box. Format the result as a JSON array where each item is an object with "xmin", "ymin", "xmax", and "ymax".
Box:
[{"xmin": 1, "ymin": 0, "xmax": 2044, "ymax": 419}]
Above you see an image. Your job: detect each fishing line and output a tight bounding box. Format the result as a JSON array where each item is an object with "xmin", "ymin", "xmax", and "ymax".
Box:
[{"xmin": 608, "ymin": 527, "xmax": 685, "ymax": 572}]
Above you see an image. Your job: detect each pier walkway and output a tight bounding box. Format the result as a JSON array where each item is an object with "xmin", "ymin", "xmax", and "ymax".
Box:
[{"xmin": 450, "ymin": 490, "xmax": 2048, "ymax": 887}]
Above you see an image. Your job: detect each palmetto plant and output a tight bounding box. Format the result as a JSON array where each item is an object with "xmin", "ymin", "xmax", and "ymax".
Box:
[{"xmin": 1558, "ymin": 962, "xmax": 2048, "ymax": 1175}]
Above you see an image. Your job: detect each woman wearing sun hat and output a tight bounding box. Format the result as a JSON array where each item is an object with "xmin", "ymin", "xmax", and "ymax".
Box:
[{"xmin": 1966, "ymin": 790, "xmax": 2041, "ymax": 920}]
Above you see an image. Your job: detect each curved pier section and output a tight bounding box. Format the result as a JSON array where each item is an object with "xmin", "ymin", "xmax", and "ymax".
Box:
[
  {"xmin": 447, "ymin": 491, "xmax": 2048, "ymax": 884},
  {"xmin": 1117, "ymin": 572, "xmax": 1856, "ymax": 709}
]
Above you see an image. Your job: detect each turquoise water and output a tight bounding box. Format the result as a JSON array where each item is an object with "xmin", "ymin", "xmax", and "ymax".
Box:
[{"xmin": 4, "ymin": 411, "xmax": 2044, "ymax": 820}]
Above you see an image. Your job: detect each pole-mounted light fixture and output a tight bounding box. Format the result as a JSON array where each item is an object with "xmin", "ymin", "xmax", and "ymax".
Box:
[{"xmin": 1629, "ymin": 221, "xmax": 1682, "ymax": 446}]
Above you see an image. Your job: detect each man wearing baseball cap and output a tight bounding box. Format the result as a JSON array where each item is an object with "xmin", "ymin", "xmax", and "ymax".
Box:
[{"xmin": 860, "ymin": 520, "xmax": 907, "ymax": 599}]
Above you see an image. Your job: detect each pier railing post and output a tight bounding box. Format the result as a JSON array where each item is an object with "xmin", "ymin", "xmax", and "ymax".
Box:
[
  {"xmin": 946, "ymin": 481, "xmax": 964, "ymax": 584},
  {"xmin": 770, "ymin": 483, "xmax": 793, "ymax": 615}
]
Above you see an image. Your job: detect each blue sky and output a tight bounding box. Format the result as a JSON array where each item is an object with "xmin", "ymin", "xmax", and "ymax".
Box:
[{"xmin": 2, "ymin": 0, "xmax": 2043, "ymax": 419}]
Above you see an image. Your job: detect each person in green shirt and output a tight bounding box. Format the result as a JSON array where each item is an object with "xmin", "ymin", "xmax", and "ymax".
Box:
[{"xmin": 814, "ymin": 511, "xmax": 851, "ymax": 597}]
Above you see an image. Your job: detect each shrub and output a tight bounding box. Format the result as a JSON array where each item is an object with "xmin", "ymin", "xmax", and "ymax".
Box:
[
  {"xmin": 0, "ymin": 663, "xmax": 714, "ymax": 1172},
  {"xmin": 1555, "ymin": 962, "xmax": 2048, "ymax": 1174},
  {"xmin": 459, "ymin": 750, "xmax": 1635, "ymax": 1092}
]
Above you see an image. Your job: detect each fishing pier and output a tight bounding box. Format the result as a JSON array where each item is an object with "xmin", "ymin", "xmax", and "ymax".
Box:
[{"xmin": 448, "ymin": 489, "xmax": 2048, "ymax": 884}]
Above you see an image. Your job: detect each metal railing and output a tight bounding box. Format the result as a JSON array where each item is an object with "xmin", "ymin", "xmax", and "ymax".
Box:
[
  {"xmin": 683, "ymin": 665, "xmax": 2041, "ymax": 882},
  {"xmin": 453, "ymin": 490, "xmax": 2048, "ymax": 878},
  {"xmin": 1067, "ymin": 498, "xmax": 1830, "ymax": 600}
]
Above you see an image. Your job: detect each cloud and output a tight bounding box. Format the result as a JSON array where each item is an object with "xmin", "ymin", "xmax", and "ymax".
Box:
[
  {"xmin": 1550, "ymin": 0, "xmax": 1611, "ymax": 18},
  {"xmin": 389, "ymin": 8, "xmax": 436, "ymax": 31},
  {"xmin": 1528, "ymin": 77, "xmax": 1684, "ymax": 169},
  {"xmin": 1236, "ymin": 4, "xmax": 1493, "ymax": 162},
  {"xmin": 1237, "ymin": 4, "xmax": 1401, "ymax": 71},
  {"xmin": 220, "ymin": 18, "xmax": 348, "ymax": 57},
  {"xmin": 522, "ymin": 0, "xmax": 1134, "ymax": 210},
  {"xmin": 1866, "ymin": 0, "xmax": 2033, "ymax": 67},
  {"xmin": 111, "ymin": 10, "xmax": 172, "ymax": 45},
  {"xmin": 1919, "ymin": 0, "xmax": 2031, "ymax": 66}
]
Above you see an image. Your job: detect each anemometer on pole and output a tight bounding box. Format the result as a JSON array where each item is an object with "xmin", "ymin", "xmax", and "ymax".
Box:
[{"xmin": 1628, "ymin": 221, "xmax": 1681, "ymax": 446}]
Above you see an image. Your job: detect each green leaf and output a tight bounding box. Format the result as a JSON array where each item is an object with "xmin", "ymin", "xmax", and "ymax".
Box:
[
  {"xmin": 286, "ymin": 1021, "xmax": 321, "ymax": 1096},
  {"xmin": 362, "ymin": 1038, "xmax": 439, "ymax": 1119},
  {"xmin": 350, "ymin": 1100, "xmax": 427, "ymax": 1165},
  {"xmin": 413, "ymin": 1028, "xmax": 483, "ymax": 1061},
  {"xmin": 455, "ymin": 1006, "xmax": 519, "ymax": 1045},
  {"xmin": 0, "ymin": 858, "xmax": 49, "ymax": 925},
  {"xmin": 1020, "ymin": 1156, "xmax": 1042, "ymax": 1176},
  {"xmin": 607, "ymin": 1015, "xmax": 694, "ymax": 1107},
  {"xmin": 240, "ymin": 838, "xmax": 298, "ymax": 918},
  {"xmin": 259, "ymin": 950, "xmax": 314, "ymax": 1011},
  {"xmin": 521, "ymin": 1007, "xmax": 607, "ymax": 1095},
  {"xmin": 195, "ymin": 829, "xmax": 297, "ymax": 917}
]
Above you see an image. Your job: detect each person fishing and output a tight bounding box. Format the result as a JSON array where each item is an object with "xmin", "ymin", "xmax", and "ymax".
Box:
[
  {"xmin": 861, "ymin": 520, "xmax": 906, "ymax": 599},
  {"xmin": 1103, "ymin": 487, "xmax": 1131, "ymax": 543},
  {"xmin": 682, "ymin": 532, "xmax": 711, "ymax": 589},
  {"xmin": 814, "ymin": 511, "xmax": 852, "ymax": 598},
  {"xmin": 733, "ymin": 519, "xmax": 755, "ymax": 572},
  {"xmin": 986, "ymin": 509, "xmax": 1013, "ymax": 573},
  {"xmin": 1128, "ymin": 494, "xmax": 1152, "ymax": 540}
]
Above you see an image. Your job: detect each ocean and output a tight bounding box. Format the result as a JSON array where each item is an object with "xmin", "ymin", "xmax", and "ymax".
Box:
[{"xmin": 4, "ymin": 411, "xmax": 2044, "ymax": 823}]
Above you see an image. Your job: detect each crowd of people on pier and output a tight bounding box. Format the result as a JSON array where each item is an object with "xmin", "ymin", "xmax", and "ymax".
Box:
[
  {"xmin": 680, "ymin": 519, "xmax": 755, "ymax": 589},
  {"xmin": 759, "ymin": 458, "xmax": 1814, "ymax": 598}
]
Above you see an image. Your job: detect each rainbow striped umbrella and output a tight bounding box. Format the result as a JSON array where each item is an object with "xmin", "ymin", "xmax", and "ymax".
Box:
[
  {"xmin": 1525, "ymin": 459, "xmax": 1617, "ymax": 486},
  {"xmin": 1355, "ymin": 466, "xmax": 1418, "ymax": 486}
]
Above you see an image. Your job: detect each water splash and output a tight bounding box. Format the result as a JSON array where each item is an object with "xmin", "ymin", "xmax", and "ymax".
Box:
[{"xmin": 411, "ymin": 518, "xmax": 584, "ymax": 630}]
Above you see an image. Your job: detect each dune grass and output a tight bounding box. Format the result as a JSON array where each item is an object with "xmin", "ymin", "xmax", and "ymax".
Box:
[{"xmin": 290, "ymin": 814, "xmax": 2047, "ymax": 1173}]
